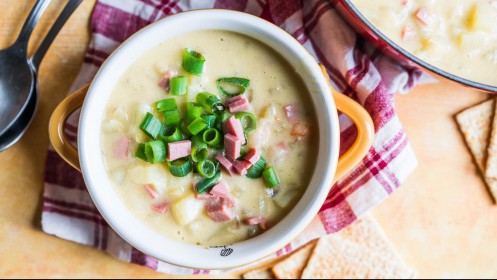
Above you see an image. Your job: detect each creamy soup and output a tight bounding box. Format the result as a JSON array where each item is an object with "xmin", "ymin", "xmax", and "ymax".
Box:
[
  {"xmin": 100, "ymin": 30, "xmax": 317, "ymax": 246},
  {"xmin": 351, "ymin": 0, "xmax": 497, "ymax": 86}
]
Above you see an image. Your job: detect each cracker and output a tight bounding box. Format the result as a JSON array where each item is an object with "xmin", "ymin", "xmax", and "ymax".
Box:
[
  {"xmin": 271, "ymin": 241, "xmax": 317, "ymax": 279},
  {"xmin": 338, "ymin": 215, "xmax": 398, "ymax": 260},
  {"xmin": 456, "ymin": 98, "xmax": 497, "ymax": 202},
  {"xmin": 243, "ymin": 267, "xmax": 274, "ymax": 279},
  {"xmin": 487, "ymin": 101, "xmax": 497, "ymax": 180},
  {"xmin": 301, "ymin": 235, "xmax": 414, "ymax": 279}
]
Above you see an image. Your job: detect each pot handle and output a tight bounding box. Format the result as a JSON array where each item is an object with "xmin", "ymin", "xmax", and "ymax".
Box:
[
  {"xmin": 48, "ymin": 84, "xmax": 89, "ymax": 171},
  {"xmin": 319, "ymin": 65, "xmax": 375, "ymax": 183}
]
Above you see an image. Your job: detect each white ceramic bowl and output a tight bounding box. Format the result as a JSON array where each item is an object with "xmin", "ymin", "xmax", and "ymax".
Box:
[{"xmin": 50, "ymin": 9, "xmax": 374, "ymax": 270}]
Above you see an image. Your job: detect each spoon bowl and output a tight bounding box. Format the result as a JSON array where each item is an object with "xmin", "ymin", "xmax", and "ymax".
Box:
[{"xmin": 0, "ymin": 47, "xmax": 36, "ymax": 136}]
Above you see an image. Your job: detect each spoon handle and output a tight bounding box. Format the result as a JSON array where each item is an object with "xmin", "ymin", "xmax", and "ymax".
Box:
[
  {"xmin": 14, "ymin": 0, "xmax": 52, "ymax": 51},
  {"xmin": 31, "ymin": 0, "xmax": 83, "ymax": 70}
]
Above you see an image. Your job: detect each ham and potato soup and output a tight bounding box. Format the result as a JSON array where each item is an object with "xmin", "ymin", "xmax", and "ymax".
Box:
[
  {"xmin": 351, "ymin": 0, "xmax": 497, "ymax": 86},
  {"xmin": 100, "ymin": 30, "xmax": 317, "ymax": 246}
]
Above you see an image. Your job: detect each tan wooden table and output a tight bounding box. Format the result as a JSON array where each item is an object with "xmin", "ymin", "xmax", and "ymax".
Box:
[{"xmin": 0, "ymin": 0, "xmax": 496, "ymax": 278}]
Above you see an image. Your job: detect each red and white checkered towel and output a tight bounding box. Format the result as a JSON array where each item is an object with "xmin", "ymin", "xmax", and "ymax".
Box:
[{"xmin": 42, "ymin": 0, "xmax": 424, "ymax": 275}]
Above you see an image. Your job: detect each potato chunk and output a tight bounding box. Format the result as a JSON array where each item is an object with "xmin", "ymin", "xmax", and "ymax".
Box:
[{"xmin": 171, "ymin": 196, "xmax": 203, "ymax": 226}]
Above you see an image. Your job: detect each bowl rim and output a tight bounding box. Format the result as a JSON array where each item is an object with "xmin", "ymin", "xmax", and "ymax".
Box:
[
  {"xmin": 77, "ymin": 9, "xmax": 340, "ymax": 270},
  {"xmin": 341, "ymin": 0, "xmax": 497, "ymax": 93}
]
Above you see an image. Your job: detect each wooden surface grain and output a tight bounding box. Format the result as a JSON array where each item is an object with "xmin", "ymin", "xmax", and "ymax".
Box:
[{"xmin": 0, "ymin": 0, "xmax": 496, "ymax": 278}]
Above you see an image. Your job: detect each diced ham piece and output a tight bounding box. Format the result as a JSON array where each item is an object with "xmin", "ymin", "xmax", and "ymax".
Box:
[
  {"xmin": 144, "ymin": 184, "xmax": 159, "ymax": 199},
  {"xmin": 291, "ymin": 122, "xmax": 311, "ymax": 138},
  {"xmin": 224, "ymin": 134, "xmax": 242, "ymax": 160},
  {"xmin": 401, "ymin": 0, "xmax": 409, "ymax": 5},
  {"xmin": 222, "ymin": 196, "xmax": 237, "ymax": 208},
  {"xmin": 233, "ymin": 160, "xmax": 252, "ymax": 176},
  {"xmin": 216, "ymin": 154, "xmax": 237, "ymax": 176},
  {"xmin": 245, "ymin": 217, "xmax": 269, "ymax": 230},
  {"xmin": 167, "ymin": 140, "xmax": 191, "ymax": 161},
  {"xmin": 206, "ymin": 200, "xmax": 234, "ymax": 222},
  {"xmin": 194, "ymin": 189, "xmax": 214, "ymax": 200},
  {"xmin": 244, "ymin": 148, "xmax": 261, "ymax": 165},
  {"xmin": 415, "ymin": 7, "xmax": 433, "ymax": 25},
  {"xmin": 151, "ymin": 202, "xmax": 169, "ymax": 214},
  {"xmin": 283, "ymin": 104, "xmax": 301, "ymax": 124},
  {"xmin": 224, "ymin": 95, "xmax": 245, "ymax": 107},
  {"xmin": 401, "ymin": 25, "xmax": 416, "ymax": 42},
  {"xmin": 113, "ymin": 136, "xmax": 130, "ymax": 160},
  {"xmin": 158, "ymin": 70, "xmax": 175, "ymax": 91},
  {"xmin": 210, "ymin": 181, "xmax": 230, "ymax": 198},
  {"xmin": 222, "ymin": 116, "xmax": 245, "ymax": 144},
  {"xmin": 228, "ymin": 97, "xmax": 250, "ymax": 113}
]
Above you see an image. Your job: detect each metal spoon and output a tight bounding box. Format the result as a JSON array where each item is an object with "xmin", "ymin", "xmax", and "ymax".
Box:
[
  {"xmin": 0, "ymin": 0, "xmax": 51, "ymax": 137},
  {"xmin": 0, "ymin": 0, "xmax": 83, "ymax": 152}
]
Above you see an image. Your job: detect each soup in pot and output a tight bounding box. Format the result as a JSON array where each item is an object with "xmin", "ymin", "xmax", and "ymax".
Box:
[
  {"xmin": 351, "ymin": 0, "xmax": 497, "ymax": 86},
  {"xmin": 100, "ymin": 30, "xmax": 318, "ymax": 246}
]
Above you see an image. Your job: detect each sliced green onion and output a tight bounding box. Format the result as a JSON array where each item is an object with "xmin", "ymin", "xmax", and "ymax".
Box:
[
  {"xmin": 263, "ymin": 166, "xmax": 280, "ymax": 188},
  {"xmin": 196, "ymin": 170, "xmax": 222, "ymax": 194},
  {"xmin": 186, "ymin": 102, "xmax": 203, "ymax": 122},
  {"xmin": 170, "ymin": 76, "xmax": 187, "ymax": 95},
  {"xmin": 182, "ymin": 48, "xmax": 205, "ymax": 75},
  {"xmin": 167, "ymin": 157, "xmax": 192, "ymax": 177},
  {"xmin": 164, "ymin": 109, "xmax": 180, "ymax": 126},
  {"xmin": 180, "ymin": 119, "xmax": 192, "ymax": 138},
  {"xmin": 216, "ymin": 77, "xmax": 251, "ymax": 97},
  {"xmin": 139, "ymin": 112, "xmax": 162, "ymax": 139},
  {"xmin": 187, "ymin": 118, "xmax": 207, "ymax": 135},
  {"xmin": 135, "ymin": 143, "xmax": 148, "ymax": 162},
  {"xmin": 156, "ymin": 98, "xmax": 177, "ymax": 112},
  {"xmin": 202, "ymin": 114, "xmax": 217, "ymax": 129},
  {"xmin": 160, "ymin": 125, "xmax": 183, "ymax": 143},
  {"xmin": 235, "ymin": 112, "xmax": 257, "ymax": 134},
  {"xmin": 144, "ymin": 140, "xmax": 166, "ymax": 164},
  {"xmin": 216, "ymin": 111, "xmax": 231, "ymax": 130},
  {"xmin": 196, "ymin": 160, "xmax": 216, "ymax": 178},
  {"xmin": 196, "ymin": 92, "xmax": 225, "ymax": 113},
  {"xmin": 191, "ymin": 143, "xmax": 208, "ymax": 163},
  {"xmin": 246, "ymin": 157, "xmax": 266, "ymax": 178},
  {"xmin": 202, "ymin": 128, "xmax": 220, "ymax": 147}
]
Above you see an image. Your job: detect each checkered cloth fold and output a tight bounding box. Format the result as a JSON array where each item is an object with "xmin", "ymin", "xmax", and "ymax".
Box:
[{"xmin": 42, "ymin": 0, "xmax": 422, "ymax": 275}]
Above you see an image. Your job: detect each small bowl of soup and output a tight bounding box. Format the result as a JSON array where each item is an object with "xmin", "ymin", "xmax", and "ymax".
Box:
[
  {"xmin": 336, "ymin": 0, "xmax": 497, "ymax": 92},
  {"xmin": 49, "ymin": 10, "xmax": 374, "ymax": 269}
]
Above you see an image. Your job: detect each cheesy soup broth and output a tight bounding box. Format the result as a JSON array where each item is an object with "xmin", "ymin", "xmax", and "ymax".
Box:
[
  {"xmin": 101, "ymin": 30, "xmax": 318, "ymax": 246},
  {"xmin": 351, "ymin": 0, "xmax": 497, "ymax": 86}
]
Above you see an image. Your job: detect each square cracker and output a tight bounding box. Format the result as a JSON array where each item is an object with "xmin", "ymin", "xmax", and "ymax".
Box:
[
  {"xmin": 271, "ymin": 215, "xmax": 413, "ymax": 279},
  {"xmin": 243, "ymin": 267, "xmax": 274, "ymax": 279},
  {"xmin": 272, "ymin": 241, "xmax": 317, "ymax": 279},
  {"xmin": 455, "ymin": 98, "xmax": 497, "ymax": 202},
  {"xmin": 487, "ymin": 101, "xmax": 497, "ymax": 180},
  {"xmin": 301, "ymin": 235, "xmax": 415, "ymax": 279}
]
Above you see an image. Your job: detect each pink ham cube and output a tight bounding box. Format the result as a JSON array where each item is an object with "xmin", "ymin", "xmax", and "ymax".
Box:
[
  {"xmin": 158, "ymin": 70, "xmax": 175, "ymax": 91},
  {"xmin": 221, "ymin": 195, "xmax": 237, "ymax": 208},
  {"xmin": 216, "ymin": 154, "xmax": 237, "ymax": 176},
  {"xmin": 151, "ymin": 202, "xmax": 169, "ymax": 214},
  {"xmin": 206, "ymin": 200, "xmax": 234, "ymax": 222},
  {"xmin": 244, "ymin": 148, "xmax": 261, "ymax": 165},
  {"xmin": 167, "ymin": 140, "xmax": 191, "ymax": 161},
  {"xmin": 228, "ymin": 97, "xmax": 250, "ymax": 113},
  {"xmin": 144, "ymin": 184, "xmax": 159, "ymax": 199},
  {"xmin": 210, "ymin": 181, "xmax": 230, "ymax": 198},
  {"xmin": 233, "ymin": 160, "xmax": 252, "ymax": 176},
  {"xmin": 225, "ymin": 95, "xmax": 245, "ymax": 107},
  {"xmin": 283, "ymin": 104, "xmax": 301, "ymax": 124},
  {"xmin": 113, "ymin": 136, "xmax": 130, "ymax": 160},
  {"xmin": 224, "ymin": 134, "xmax": 242, "ymax": 160},
  {"xmin": 415, "ymin": 7, "xmax": 433, "ymax": 25},
  {"xmin": 222, "ymin": 116, "xmax": 245, "ymax": 144},
  {"xmin": 245, "ymin": 217, "xmax": 269, "ymax": 230}
]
